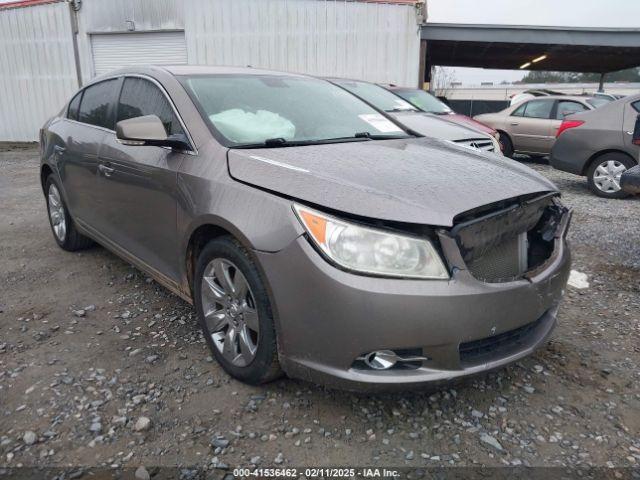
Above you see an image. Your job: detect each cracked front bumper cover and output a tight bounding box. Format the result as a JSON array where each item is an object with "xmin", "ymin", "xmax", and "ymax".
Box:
[{"xmin": 256, "ymin": 210, "xmax": 571, "ymax": 390}]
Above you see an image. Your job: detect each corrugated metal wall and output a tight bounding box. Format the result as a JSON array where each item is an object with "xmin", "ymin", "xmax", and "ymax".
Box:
[
  {"xmin": 0, "ymin": 1, "xmax": 78, "ymax": 142},
  {"xmin": 0, "ymin": 0, "xmax": 420, "ymax": 141},
  {"xmin": 81, "ymin": 0, "xmax": 184, "ymax": 33},
  {"xmin": 184, "ymin": 0, "xmax": 420, "ymax": 86}
]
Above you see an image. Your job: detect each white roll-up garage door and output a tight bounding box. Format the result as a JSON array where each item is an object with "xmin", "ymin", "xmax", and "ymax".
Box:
[{"xmin": 91, "ymin": 32, "xmax": 188, "ymax": 77}]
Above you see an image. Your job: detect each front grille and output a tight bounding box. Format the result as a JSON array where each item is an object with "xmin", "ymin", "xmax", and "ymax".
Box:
[
  {"xmin": 454, "ymin": 138, "xmax": 495, "ymax": 152},
  {"xmin": 466, "ymin": 233, "xmax": 527, "ymax": 282},
  {"xmin": 452, "ymin": 195, "xmax": 564, "ymax": 283},
  {"xmin": 459, "ymin": 315, "xmax": 544, "ymax": 365}
]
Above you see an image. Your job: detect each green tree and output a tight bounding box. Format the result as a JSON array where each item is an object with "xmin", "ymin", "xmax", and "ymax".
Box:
[{"xmin": 521, "ymin": 67, "xmax": 640, "ymax": 83}]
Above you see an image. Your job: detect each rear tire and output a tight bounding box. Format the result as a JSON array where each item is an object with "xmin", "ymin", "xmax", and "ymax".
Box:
[
  {"xmin": 586, "ymin": 153, "xmax": 635, "ymax": 199},
  {"xmin": 499, "ymin": 132, "xmax": 514, "ymax": 158},
  {"xmin": 45, "ymin": 175, "xmax": 93, "ymax": 251},
  {"xmin": 194, "ymin": 236, "xmax": 282, "ymax": 385}
]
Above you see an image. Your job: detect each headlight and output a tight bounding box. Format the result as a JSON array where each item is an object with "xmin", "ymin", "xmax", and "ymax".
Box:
[{"xmin": 293, "ymin": 204, "xmax": 449, "ymax": 279}]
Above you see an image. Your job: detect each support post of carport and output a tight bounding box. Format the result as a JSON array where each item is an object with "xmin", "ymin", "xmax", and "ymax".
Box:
[
  {"xmin": 418, "ymin": 39, "xmax": 430, "ymax": 90},
  {"xmin": 598, "ymin": 73, "xmax": 606, "ymax": 93}
]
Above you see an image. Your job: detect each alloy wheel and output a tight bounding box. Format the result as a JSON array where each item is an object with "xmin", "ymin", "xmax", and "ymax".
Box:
[
  {"xmin": 200, "ymin": 258, "xmax": 259, "ymax": 367},
  {"xmin": 48, "ymin": 184, "xmax": 67, "ymax": 242},
  {"xmin": 593, "ymin": 160, "xmax": 627, "ymax": 194}
]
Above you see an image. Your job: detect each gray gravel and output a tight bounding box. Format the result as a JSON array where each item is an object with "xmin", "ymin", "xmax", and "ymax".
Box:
[{"xmin": 1, "ymin": 146, "xmax": 639, "ymax": 471}]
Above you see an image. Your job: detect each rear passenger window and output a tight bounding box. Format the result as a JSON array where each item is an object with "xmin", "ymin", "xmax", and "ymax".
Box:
[
  {"xmin": 117, "ymin": 77, "xmax": 184, "ymax": 136},
  {"xmin": 78, "ymin": 79, "xmax": 118, "ymax": 129},
  {"xmin": 556, "ymin": 101, "xmax": 588, "ymax": 119},
  {"xmin": 633, "ymin": 101, "xmax": 640, "ymax": 113},
  {"xmin": 67, "ymin": 92, "xmax": 82, "ymax": 121}
]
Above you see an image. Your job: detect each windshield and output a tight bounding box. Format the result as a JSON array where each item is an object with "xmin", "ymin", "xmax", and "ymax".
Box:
[
  {"xmin": 586, "ymin": 97, "xmax": 610, "ymax": 108},
  {"xmin": 393, "ymin": 89, "xmax": 452, "ymax": 114},
  {"xmin": 332, "ymin": 80, "xmax": 417, "ymax": 113},
  {"xmin": 180, "ymin": 75, "xmax": 410, "ymax": 147}
]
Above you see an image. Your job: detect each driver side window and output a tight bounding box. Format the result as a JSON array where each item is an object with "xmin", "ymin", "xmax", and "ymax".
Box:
[{"xmin": 117, "ymin": 77, "xmax": 184, "ymax": 136}]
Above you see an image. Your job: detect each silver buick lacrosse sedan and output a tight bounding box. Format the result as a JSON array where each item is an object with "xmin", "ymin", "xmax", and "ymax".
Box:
[{"xmin": 40, "ymin": 66, "xmax": 571, "ymax": 390}]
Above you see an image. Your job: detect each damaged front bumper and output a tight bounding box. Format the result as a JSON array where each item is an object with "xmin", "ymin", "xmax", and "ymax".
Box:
[{"xmin": 256, "ymin": 196, "xmax": 572, "ymax": 391}]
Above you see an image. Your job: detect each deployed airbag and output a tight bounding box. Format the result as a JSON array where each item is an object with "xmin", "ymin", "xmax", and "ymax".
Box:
[{"xmin": 209, "ymin": 109, "xmax": 295, "ymax": 143}]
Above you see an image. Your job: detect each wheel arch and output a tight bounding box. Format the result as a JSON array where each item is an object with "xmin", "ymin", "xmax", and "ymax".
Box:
[
  {"xmin": 183, "ymin": 217, "xmax": 285, "ymax": 346},
  {"xmin": 582, "ymin": 149, "xmax": 637, "ymax": 176},
  {"xmin": 40, "ymin": 164, "xmax": 54, "ymax": 194}
]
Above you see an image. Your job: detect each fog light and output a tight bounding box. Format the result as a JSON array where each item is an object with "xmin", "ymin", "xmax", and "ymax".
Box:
[{"xmin": 364, "ymin": 350, "xmax": 398, "ymax": 370}]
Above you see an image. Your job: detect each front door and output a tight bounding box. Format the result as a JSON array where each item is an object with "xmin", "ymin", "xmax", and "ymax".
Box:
[
  {"xmin": 509, "ymin": 99, "xmax": 555, "ymax": 154},
  {"xmin": 95, "ymin": 76, "xmax": 190, "ymax": 281}
]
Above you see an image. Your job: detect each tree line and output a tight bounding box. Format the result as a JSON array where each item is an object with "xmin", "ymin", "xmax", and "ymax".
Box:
[{"xmin": 521, "ymin": 67, "xmax": 640, "ymax": 83}]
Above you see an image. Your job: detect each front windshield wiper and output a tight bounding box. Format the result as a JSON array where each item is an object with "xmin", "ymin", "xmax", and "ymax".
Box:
[
  {"xmin": 354, "ymin": 131, "xmax": 409, "ymax": 140},
  {"xmin": 233, "ymin": 132, "xmax": 411, "ymax": 149},
  {"xmin": 385, "ymin": 108, "xmax": 417, "ymax": 113},
  {"xmin": 234, "ymin": 136, "xmax": 371, "ymax": 149}
]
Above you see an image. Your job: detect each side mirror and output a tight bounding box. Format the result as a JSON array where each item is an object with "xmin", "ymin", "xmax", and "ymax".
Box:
[
  {"xmin": 633, "ymin": 115, "xmax": 640, "ymax": 146},
  {"xmin": 620, "ymin": 164, "xmax": 640, "ymax": 195},
  {"xmin": 116, "ymin": 115, "xmax": 191, "ymax": 150}
]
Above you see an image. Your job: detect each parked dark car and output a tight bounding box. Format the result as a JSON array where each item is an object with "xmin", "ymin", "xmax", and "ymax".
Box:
[
  {"xmin": 550, "ymin": 94, "xmax": 640, "ymax": 198},
  {"xmin": 620, "ymin": 116, "xmax": 640, "ymax": 195},
  {"xmin": 328, "ymin": 78, "xmax": 502, "ymax": 154},
  {"xmin": 40, "ymin": 66, "xmax": 571, "ymax": 390},
  {"xmin": 380, "ymin": 84, "xmax": 501, "ymax": 143}
]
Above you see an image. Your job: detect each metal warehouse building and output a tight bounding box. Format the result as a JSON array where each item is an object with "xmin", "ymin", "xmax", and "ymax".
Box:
[{"xmin": 0, "ymin": 0, "xmax": 425, "ymax": 141}]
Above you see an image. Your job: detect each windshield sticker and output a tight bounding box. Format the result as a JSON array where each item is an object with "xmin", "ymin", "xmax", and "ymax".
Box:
[
  {"xmin": 358, "ymin": 114, "xmax": 403, "ymax": 133},
  {"xmin": 393, "ymin": 99, "xmax": 415, "ymax": 110}
]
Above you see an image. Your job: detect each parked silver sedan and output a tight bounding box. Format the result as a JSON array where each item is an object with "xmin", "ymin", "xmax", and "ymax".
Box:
[
  {"xmin": 475, "ymin": 96, "xmax": 601, "ymax": 158},
  {"xmin": 40, "ymin": 66, "xmax": 571, "ymax": 390},
  {"xmin": 550, "ymin": 94, "xmax": 640, "ymax": 198}
]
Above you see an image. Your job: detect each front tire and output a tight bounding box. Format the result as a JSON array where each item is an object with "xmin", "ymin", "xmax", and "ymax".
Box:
[
  {"xmin": 45, "ymin": 175, "xmax": 93, "ymax": 251},
  {"xmin": 586, "ymin": 153, "xmax": 635, "ymax": 199},
  {"xmin": 194, "ymin": 236, "xmax": 282, "ymax": 385},
  {"xmin": 499, "ymin": 132, "xmax": 514, "ymax": 158}
]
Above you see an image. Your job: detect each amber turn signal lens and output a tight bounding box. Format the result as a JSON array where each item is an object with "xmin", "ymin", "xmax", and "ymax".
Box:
[{"xmin": 298, "ymin": 209, "xmax": 327, "ymax": 245}]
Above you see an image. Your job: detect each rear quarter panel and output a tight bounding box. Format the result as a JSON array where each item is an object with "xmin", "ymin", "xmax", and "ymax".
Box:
[{"xmin": 551, "ymin": 108, "xmax": 628, "ymax": 175}]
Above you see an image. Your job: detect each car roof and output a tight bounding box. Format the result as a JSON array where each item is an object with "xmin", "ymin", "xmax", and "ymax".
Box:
[
  {"xmin": 519, "ymin": 95, "xmax": 595, "ymax": 103},
  {"xmin": 94, "ymin": 64, "xmax": 311, "ymax": 80}
]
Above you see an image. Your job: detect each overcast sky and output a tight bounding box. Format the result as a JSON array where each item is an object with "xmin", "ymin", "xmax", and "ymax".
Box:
[{"xmin": 428, "ymin": 0, "xmax": 640, "ymax": 85}]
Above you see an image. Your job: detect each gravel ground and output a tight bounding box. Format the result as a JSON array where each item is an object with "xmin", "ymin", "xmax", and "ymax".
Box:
[{"xmin": 1, "ymin": 146, "xmax": 639, "ymax": 474}]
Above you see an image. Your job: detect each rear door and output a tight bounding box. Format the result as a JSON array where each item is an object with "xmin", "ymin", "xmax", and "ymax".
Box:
[
  {"xmin": 508, "ymin": 99, "xmax": 555, "ymax": 154},
  {"xmin": 96, "ymin": 76, "xmax": 191, "ymax": 281},
  {"xmin": 54, "ymin": 79, "xmax": 118, "ymax": 226}
]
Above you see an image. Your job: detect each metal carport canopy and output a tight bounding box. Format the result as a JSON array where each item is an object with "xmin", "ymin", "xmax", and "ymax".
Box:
[{"xmin": 421, "ymin": 24, "xmax": 640, "ymax": 73}]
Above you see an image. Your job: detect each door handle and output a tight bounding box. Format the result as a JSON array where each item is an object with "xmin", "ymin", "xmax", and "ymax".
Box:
[
  {"xmin": 98, "ymin": 164, "xmax": 115, "ymax": 177},
  {"xmin": 510, "ymin": 122, "xmax": 519, "ymax": 126},
  {"xmin": 626, "ymin": 131, "xmax": 634, "ymax": 135}
]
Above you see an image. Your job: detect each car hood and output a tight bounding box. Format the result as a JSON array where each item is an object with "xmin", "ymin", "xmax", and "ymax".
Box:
[
  {"xmin": 388, "ymin": 111, "xmax": 490, "ymax": 141},
  {"xmin": 227, "ymin": 137, "xmax": 557, "ymax": 227}
]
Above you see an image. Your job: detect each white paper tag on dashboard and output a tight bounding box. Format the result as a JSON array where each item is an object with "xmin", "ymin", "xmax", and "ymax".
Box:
[{"xmin": 358, "ymin": 114, "xmax": 403, "ymax": 133}]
